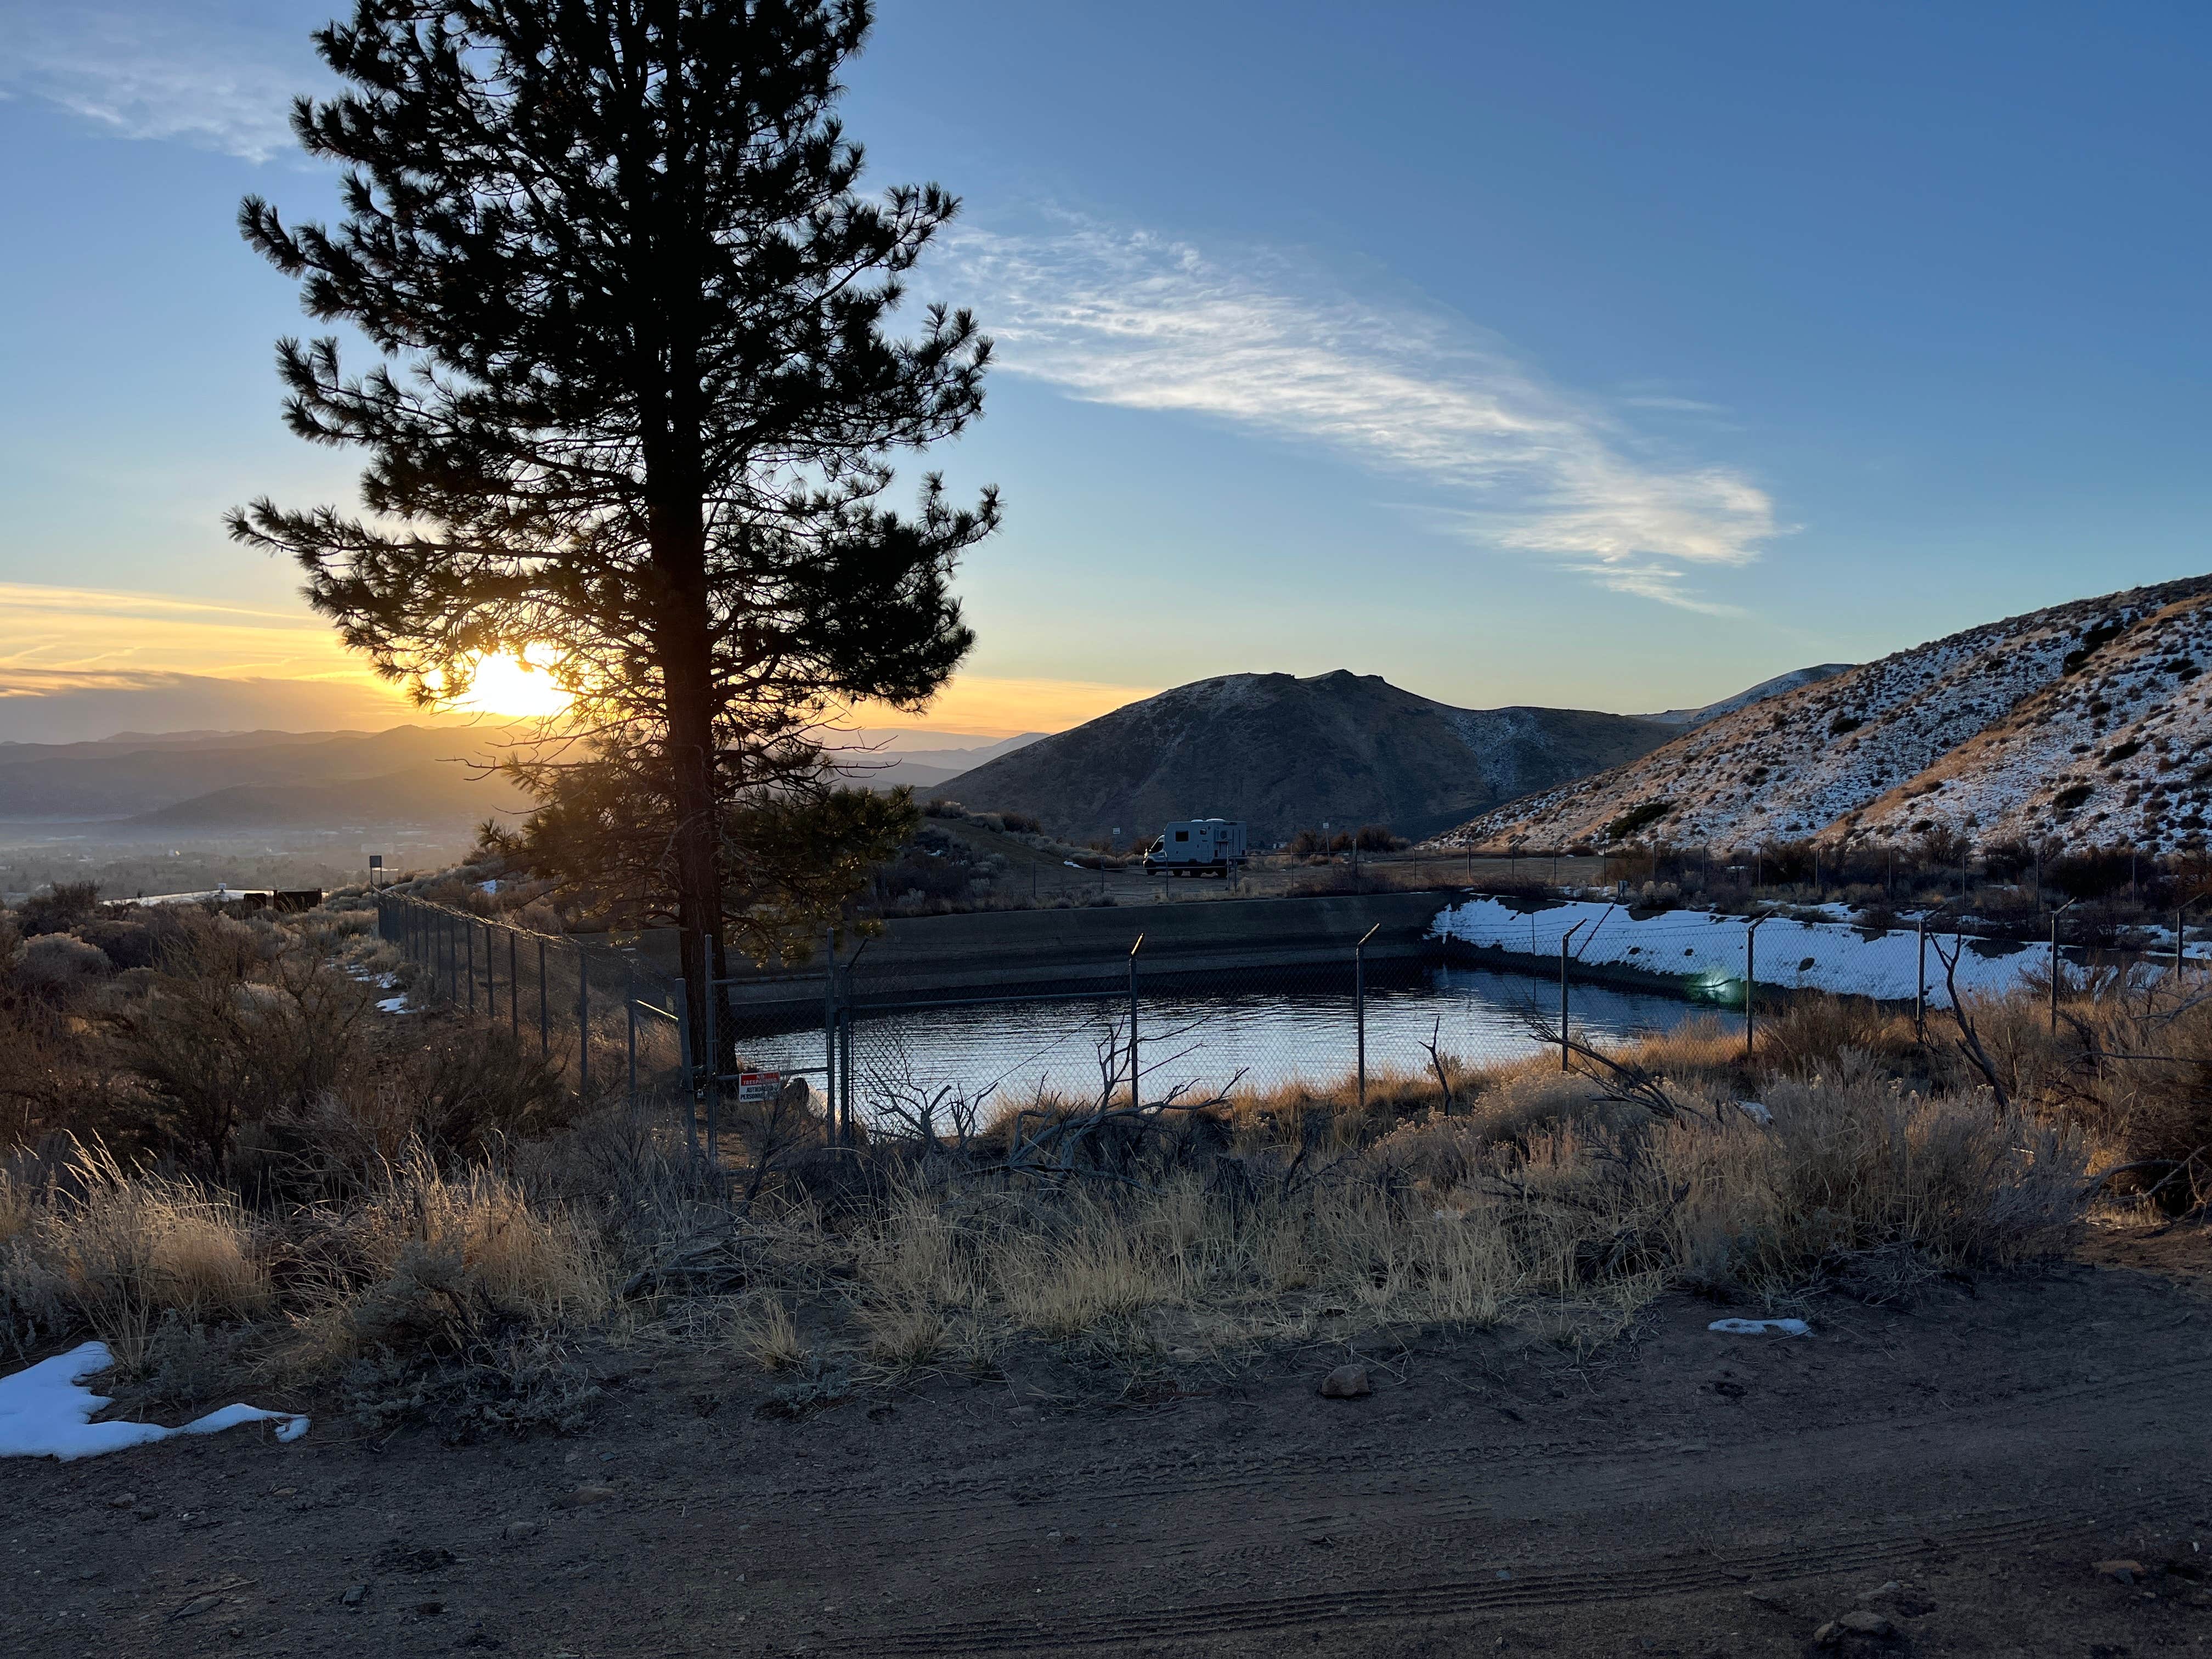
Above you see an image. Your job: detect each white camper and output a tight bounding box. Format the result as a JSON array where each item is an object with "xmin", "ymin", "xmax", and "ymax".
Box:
[{"xmin": 1143, "ymin": 819, "xmax": 1248, "ymax": 877}]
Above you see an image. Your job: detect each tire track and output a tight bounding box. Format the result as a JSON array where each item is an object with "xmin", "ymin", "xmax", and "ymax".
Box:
[
  {"xmin": 746, "ymin": 1351, "xmax": 2212, "ymax": 1528},
  {"xmin": 855, "ymin": 1503, "xmax": 2177, "ymax": 1655}
]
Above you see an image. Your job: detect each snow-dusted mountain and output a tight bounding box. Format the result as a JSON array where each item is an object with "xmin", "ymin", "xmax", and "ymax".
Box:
[
  {"xmin": 1436, "ymin": 574, "xmax": 2212, "ymax": 854},
  {"xmin": 1639, "ymin": 663, "xmax": 1854, "ymax": 727}
]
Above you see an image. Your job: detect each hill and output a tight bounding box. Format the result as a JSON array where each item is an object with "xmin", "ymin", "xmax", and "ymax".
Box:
[
  {"xmin": 1438, "ymin": 574, "xmax": 2212, "ymax": 855},
  {"xmin": 0, "ymin": 725, "xmax": 529, "ymax": 822},
  {"xmin": 1640, "ymin": 663, "xmax": 1854, "ymax": 727},
  {"xmin": 120, "ymin": 763, "xmax": 535, "ymax": 831},
  {"xmin": 933, "ymin": 670, "xmax": 1682, "ymax": 844}
]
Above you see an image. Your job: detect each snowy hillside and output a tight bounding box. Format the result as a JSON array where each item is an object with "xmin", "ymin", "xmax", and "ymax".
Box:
[
  {"xmin": 1640, "ymin": 663, "xmax": 1854, "ymax": 727},
  {"xmin": 1436, "ymin": 574, "xmax": 2212, "ymax": 855}
]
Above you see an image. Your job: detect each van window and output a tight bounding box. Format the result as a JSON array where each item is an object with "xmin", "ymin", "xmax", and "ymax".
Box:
[{"xmin": 1174, "ymin": 830, "xmax": 1188, "ymax": 842}]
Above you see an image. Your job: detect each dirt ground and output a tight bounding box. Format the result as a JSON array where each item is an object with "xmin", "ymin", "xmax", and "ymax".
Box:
[{"xmin": 9, "ymin": 1228, "xmax": 2212, "ymax": 1658}]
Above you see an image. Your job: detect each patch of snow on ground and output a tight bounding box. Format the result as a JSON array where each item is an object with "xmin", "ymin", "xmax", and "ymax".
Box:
[
  {"xmin": 0, "ymin": 1342, "xmax": 308, "ymax": 1461},
  {"xmin": 1429, "ymin": 898, "xmax": 2126, "ymax": 1002},
  {"xmin": 1709, "ymin": 1318, "xmax": 1810, "ymax": 1337},
  {"xmin": 376, "ymin": 995, "xmax": 410, "ymax": 1013}
]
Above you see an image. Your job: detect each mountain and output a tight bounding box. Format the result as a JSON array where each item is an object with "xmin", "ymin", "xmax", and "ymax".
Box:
[
  {"xmin": 932, "ymin": 671, "xmax": 1680, "ymax": 844},
  {"xmin": 1640, "ymin": 663, "xmax": 1854, "ymax": 727},
  {"xmin": 121, "ymin": 764, "xmax": 535, "ymax": 831},
  {"xmin": 837, "ymin": 732, "xmax": 1048, "ymax": 795},
  {"xmin": 1438, "ymin": 574, "xmax": 2212, "ymax": 855},
  {"xmin": 0, "ymin": 671, "xmax": 418, "ymax": 745},
  {"xmin": 0, "ymin": 725, "xmax": 532, "ymax": 825}
]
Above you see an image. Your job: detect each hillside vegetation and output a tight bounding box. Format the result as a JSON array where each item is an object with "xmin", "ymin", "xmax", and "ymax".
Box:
[{"xmin": 1442, "ymin": 574, "xmax": 2212, "ymax": 854}]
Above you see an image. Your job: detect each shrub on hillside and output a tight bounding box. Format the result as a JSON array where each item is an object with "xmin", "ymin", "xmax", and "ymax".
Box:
[
  {"xmin": 16, "ymin": 881, "xmax": 101, "ymax": 938},
  {"xmin": 15, "ymin": 933, "xmax": 112, "ymax": 996}
]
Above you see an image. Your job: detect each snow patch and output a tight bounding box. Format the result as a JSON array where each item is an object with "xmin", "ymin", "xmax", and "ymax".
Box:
[
  {"xmin": 0, "ymin": 1342, "xmax": 309, "ymax": 1461},
  {"xmin": 1708, "ymin": 1318, "xmax": 1810, "ymax": 1337},
  {"xmin": 1431, "ymin": 896, "xmax": 2087, "ymax": 1002}
]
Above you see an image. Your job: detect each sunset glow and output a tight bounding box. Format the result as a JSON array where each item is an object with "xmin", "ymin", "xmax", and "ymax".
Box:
[{"xmin": 448, "ymin": 648, "xmax": 571, "ymax": 718}]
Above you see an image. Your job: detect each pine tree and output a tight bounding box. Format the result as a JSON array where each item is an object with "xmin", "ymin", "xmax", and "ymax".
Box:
[{"xmin": 231, "ymin": 0, "xmax": 997, "ymax": 1022}]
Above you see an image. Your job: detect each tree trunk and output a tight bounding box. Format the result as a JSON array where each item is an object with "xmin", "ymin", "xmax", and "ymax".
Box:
[{"xmin": 651, "ymin": 492, "xmax": 729, "ymax": 1079}]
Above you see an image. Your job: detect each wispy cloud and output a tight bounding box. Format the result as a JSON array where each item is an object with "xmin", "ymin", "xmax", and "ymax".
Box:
[
  {"xmin": 0, "ymin": 7, "xmax": 315, "ymax": 164},
  {"xmin": 0, "ymin": 582, "xmax": 363, "ymax": 685},
  {"xmin": 951, "ymin": 219, "xmax": 1780, "ymax": 610}
]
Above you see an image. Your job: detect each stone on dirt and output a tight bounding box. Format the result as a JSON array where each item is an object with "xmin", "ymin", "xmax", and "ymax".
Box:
[
  {"xmin": 1318, "ymin": 1364, "xmax": 1371, "ymax": 1399},
  {"xmin": 2095, "ymin": 1559, "xmax": 2148, "ymax": 1584},
  {"xmin": 1814, "ymin": 1609, "xmax": 1897, "ymax": 1643}
]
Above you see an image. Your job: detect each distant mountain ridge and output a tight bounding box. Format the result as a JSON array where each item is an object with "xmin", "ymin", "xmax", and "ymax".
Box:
[
  {"xmin": 935, "ymin": 670, "xmax": 1683, "ymax": 843},
  {"xmin": 1640, "ymin": 663, "xmax": 1854, "ymax": 727},
  {"xmin": 0, "ymin": 725, "xmax": 531, "ymax": 829},
  {"xmin": 1438, "ymin": 574, "xmax": 2212, "ymax": 854}
]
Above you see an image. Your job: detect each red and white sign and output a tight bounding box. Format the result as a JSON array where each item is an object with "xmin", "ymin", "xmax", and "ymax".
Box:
[{"xmin": 736, "ymin": 1071, "xmax": 781, "ymax": 1104}]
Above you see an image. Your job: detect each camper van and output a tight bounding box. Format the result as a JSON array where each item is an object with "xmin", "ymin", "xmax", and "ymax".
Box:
[{"xmin": 1143, "ymin": 819, "xmax": 1248, "ymax": 877}]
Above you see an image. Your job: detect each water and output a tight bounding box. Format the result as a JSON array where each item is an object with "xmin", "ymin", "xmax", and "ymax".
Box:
[{"xmin": 726, "ymin": 964, "xmax": 1741, "ymax": 1119}]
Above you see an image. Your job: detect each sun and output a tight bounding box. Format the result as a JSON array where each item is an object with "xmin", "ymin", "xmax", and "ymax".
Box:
[{"xmin": 449, "ymin": 647, "xmax": 570, "ymax": 718}]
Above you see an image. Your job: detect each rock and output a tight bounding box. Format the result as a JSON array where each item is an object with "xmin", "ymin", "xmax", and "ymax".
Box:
[
  {"xmin": 106, "ymin": 1493, "xmax": 139, "ymax": 1509},
  {"xmin": 1814, "ymin": 1610, "xmax": 1897, "ymax": 1645},
  {"xmin": 1167, "ymin": 1347, "xmax": 1202, "ymax": 1363},
  {"xmin": 167, "ymin": 1593, "xmax": 225, "ymax": 1621},
  {"xmin": 2096, "ymin": 1559, "xmax": 2148, "ymax": 1584},
  {"xmin": 1318, "ymin": 1364, "xmax": 1372, "ymax": 1399},
  {"xmin": 561, "ymin": 1485, "xmax": 617, "ymax": 1508},
  {"xmin": 341, "ymin": 1585, "xmax": 367, "ymax": 1608},
  {"xmin": 502, "ymin": 1521, "xmax": 543, "ymax": 1541}
]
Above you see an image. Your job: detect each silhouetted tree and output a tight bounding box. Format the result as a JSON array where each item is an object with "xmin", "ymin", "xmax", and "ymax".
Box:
[{"xmin": 232, "ymin": 1, "xmax": 997, "ymax": 1018}]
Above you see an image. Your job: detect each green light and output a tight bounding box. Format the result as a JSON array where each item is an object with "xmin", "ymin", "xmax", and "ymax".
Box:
[{"xmin": 1687, "ymin": 970, "xmax": 1746, "ymax": 1008}]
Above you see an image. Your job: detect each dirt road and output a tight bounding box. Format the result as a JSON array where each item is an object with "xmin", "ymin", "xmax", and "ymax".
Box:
[{"xmin": 9, "ymin": 1250, "xmax": 2210, "ymax": 1657}]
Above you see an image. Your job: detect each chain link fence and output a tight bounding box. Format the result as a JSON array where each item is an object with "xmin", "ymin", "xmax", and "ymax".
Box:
[
  {"xmin": 373, "ymin": 887, "xmax": 2212, "ymax": 1165},
  {"xmin": 373, "ymin": 893, "xmax": 690, "ymax": 1113}
]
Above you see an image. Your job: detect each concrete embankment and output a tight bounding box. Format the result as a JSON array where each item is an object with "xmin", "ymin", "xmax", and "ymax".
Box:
[{"xmin": 720, "ymin": 889, "xmax": 1459, "ymax": 1015}]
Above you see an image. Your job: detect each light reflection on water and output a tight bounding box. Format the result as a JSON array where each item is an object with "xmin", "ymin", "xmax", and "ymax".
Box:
[{"xmin": 727, "ymin": 964, "xmax": 1741, "ymax": 1117}]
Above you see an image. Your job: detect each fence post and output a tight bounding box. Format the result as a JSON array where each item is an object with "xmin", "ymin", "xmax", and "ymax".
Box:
[
  {"xmin": 823, "ymin": 926, "xmax": 838, "ymax": 1146},
  {"xmin": 671, "ymin": 974, "xmax": 699, "ymax": 1160},
  {"xmin": 578, "ymin": 949, "xmax": 591, "ymax": 1098},
  {"xmin": 2050, "ymin": 911, "xmax": 2060, "ymax": 1035},
  {"xmin": 538, "ymin": 937, "xmax": 549, "ymax": 1058},
  {"xmin": 466, "ymin": 921, "xmax": 477, "ymax": 1018},
  {"xmin": 1355, "ymin": 923, "xmax": 1379, "ymax": 1111},
  {"xmin": 1916, "ymin": 913, "xmax": 1928, "ymax": 1039},
  {"xmin": 703, "ymin": 969, "xmax": 719, "ymax": 1166},
  {"xmin": 1558, "ymin": 921, "xmax": 1586, "ymax": 1073},
  {"xmin": 1128, "ymin": 933, "xmax": 1144, "ymax": 1109},
  {"xmin": 509, "ymin": 933, "xmax": 520, "ymax": 1042},
  {"xmin": 625, "ymin": 961, "xmax": 638, "ymax": 1109},
  {"xmin": 839, "ymin": 1008, "xmax": 853, "ymax": 1148},
  {"xmin": 1745, "ymin": 909, "xmax": 1777, "ymax": 1057}
]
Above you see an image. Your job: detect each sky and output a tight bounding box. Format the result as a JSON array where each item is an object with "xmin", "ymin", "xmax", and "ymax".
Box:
[{"xmin": 2, "ymin": 2, "xmax": 2209, "ymax": 743}]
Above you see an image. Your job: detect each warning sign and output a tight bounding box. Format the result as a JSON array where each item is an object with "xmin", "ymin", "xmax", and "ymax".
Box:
[{"xmin": 736, "ymin": 1071, "xmax": 781, "ymax": 1103}]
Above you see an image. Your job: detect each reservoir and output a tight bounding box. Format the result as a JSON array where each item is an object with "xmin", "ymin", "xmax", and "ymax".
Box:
[{"xmin": 724, "ymin": 961, "xmax": 1742, "ymax": 1119}]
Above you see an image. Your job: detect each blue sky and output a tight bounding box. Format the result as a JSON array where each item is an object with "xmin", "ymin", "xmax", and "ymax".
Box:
[{"xmin": 2, "ymin": 2, "xmax": 2209, "ymax": 739}]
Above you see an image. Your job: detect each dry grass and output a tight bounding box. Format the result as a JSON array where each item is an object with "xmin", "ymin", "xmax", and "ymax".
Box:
[{"xmin": 0, "ymin": 907, "xmax": 2141, "ymax": 1424}]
